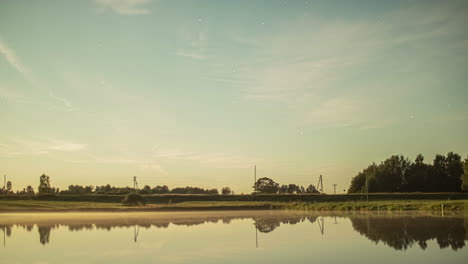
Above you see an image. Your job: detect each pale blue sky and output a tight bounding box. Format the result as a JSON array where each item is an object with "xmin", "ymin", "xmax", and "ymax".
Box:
[{"xmin": 1, "ymin": 0, "xmax": 467, "ymax": 193}]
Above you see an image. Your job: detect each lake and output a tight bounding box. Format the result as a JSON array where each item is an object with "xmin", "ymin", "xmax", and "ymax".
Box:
[{"xmin": 1, "ymin": 211, "xmax": 467, "ymax": 263}]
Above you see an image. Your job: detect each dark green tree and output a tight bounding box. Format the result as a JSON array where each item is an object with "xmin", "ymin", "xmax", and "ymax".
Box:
[
  {"xmin": 462, "ymin": 156, "xmax": 468, "ymax": 191},
  {"xmin": 253, "ymin": 177, "xmax": 279, "ymax": 194},
  {"xmin": 305, "ymin": 184, "xmax": 319, "ymax": 194},
  {"xmin": 221, "ymin": 187, "xmax": 232, "ymax": 195},
  {"xmin": 38, "ymin": 174, "xmax": 52, "ymax": 194},
  {"xmin": 6, "ymin": 181, "xmax": 12, "ymax": 195}
]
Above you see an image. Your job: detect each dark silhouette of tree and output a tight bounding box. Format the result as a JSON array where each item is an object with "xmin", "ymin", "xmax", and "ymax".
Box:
[
  {"xmin": 38, "ymin": 174, "xmax": 52, "ymax": 194},
  {"xmin": 26, "ymin": 185, "xmax": 35, "ymax": 194},
  {"xmin": 122, "ymin": 193, "xmax": 146, "ymax": 206},
  {"xmin": 170, "ymin": 187, "xmax": 218, "ymax": 194},
  {"xmin": 348, "ymin": 152, "xmax": 464, "ymax": 193},
  {"xmin": 38, "ymin": 226, "xmax": 51, "ymax": 245},
  {"xmin": 278, "ymin": 184, "xmax": 288, "ymax": 194},
  {"xmin": 305, "ymin": 184, "xmax": 319, "ymax": 194},
  {"xmin": 445, "ymin": 152, "xmax": 463, "ymax": 192},
  {"xmin": 351, "ymin": 216, "xmax": 466, "ymax": 251},
  {"xmin": 152, "ymin": 185, "xmax": 169, "ymax": 194},
  {"xmin": 5, "ymin": 181, "xmax": 12, "ymax": 195},
  {"xmin": 138, "ymin": 185, "xmax": 152, "ymax": 194},
  {"xmin": 221, "ymin": 187, "xmax": 232, "ymax": 195},
  {"xmin": 63, "ymin": 185, "xmax": 94, "ymax": 194},
  {"xmin": 462, "ymin": 156, "xmax": 468, "ymax": 191},
  {"xmin": 253, "ymin": 177, "xmax": 279, "ymax": 194}
]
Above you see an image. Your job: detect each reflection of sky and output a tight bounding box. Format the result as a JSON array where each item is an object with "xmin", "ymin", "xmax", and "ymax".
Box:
[{"xmin": 1, "ymin": 213, "xmax": 467, "ymax": 264}]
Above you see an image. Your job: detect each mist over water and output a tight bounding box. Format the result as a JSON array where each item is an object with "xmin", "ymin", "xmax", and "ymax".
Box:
[{"xmin": 1, "ymin": 211, "xmax": 467, "ymax": 263}]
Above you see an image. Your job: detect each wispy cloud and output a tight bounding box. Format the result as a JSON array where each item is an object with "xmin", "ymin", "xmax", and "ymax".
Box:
[
  {"xmin": 152, "ymin": 148, "xmax": 261, "ymax": 169},
  {"xmin": 0, "ymin": 138, "xmax": 86, "ymax": 157},
  {"xmin": 175, "ymin": 50, "xmax": 206, "ymax": 60},
  {"xmin": 175, "ymin": 29, "xmax": 208, "ymax": 60},
  {"xmin": 0, "ymin": 37, "xmax": 28, "ymax": 75},
  {"xmin": 302, "ymin": 97, "xmax": 361, "ymax": 128},
  {"xmin": 48, "ymin": 90, "xmax": 72, "ymax": 108},
  {"xmin": 223, "ymin": 2, "xmax": 468, "ymax": 129},
  {"xmin": 69, "ymin": 154, "xmax": 168, "ymax": 175},
  {"xmin": 95, "ymin": 0, "xmax": 152, "ymax": 15}
]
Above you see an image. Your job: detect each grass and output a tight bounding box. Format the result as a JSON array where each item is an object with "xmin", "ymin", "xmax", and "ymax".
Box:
[{"xmin": 0, "ymin": 199, "xmax": 467, "ymax": 212}]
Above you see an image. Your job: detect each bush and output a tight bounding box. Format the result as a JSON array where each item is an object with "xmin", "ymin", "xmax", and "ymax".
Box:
[{"xmin": 121, "ymin": 193, "xmax": 146, "ymax": 206}]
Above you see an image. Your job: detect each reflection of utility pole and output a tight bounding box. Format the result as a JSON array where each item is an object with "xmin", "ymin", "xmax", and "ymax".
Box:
[
  {"xmin": 134, "ymin": 225, "xmax": 139, "ymax": 243},
  {"xmin": 333, "ymin": 184, "xmax": 337, "ymax": 195},
  {"xmin": 255, "ymin": 226, "xmax": 258, "ymax": 248},
  {"xmin": 317, "ymin": 217, "xmax": 324, "ymax": 235},
  {"xmin": 334, "ymin": 217, "xmax": 337, "ymax": 224}
]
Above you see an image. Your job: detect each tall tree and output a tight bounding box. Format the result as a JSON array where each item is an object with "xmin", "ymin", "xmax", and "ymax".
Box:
[
  {"xmin": 462, "ymin": 156, "xmax": 468, "ymax": 191},
  {"xmin": 253, "ymin": 177, "xmax": 279, "ymax": 194},
  {"xmin": 38, "ymin": 174, "xmax": 51, "ymax": 194},
  {"xmin": 6, "ymin": 181, "xmax": 12, "ymax": 195},
  {"xmin": 445, "ymin": 152, "xmax": 463, "ymax": 192},
  {"xmin": 221, "ymin": 187, "xmax": 232, "ymax": 195}
]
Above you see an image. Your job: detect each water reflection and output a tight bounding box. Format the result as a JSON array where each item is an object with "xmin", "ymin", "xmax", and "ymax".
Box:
[
  {"xmin": 1, "ymin": 212, "xmax": 467, "ymax": 251},
  {"xmin": 350, "ymin": 216, "xmax": 466, "ymax": 250}
]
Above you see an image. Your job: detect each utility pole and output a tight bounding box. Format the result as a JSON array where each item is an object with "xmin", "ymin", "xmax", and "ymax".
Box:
[
  {"xmin": 333, "ymin": 184, "xmax": 337, "ymax": 195},
  {"xmin": 366, "ymin": 173, "xmax": 369, "ymax": 202},
  {"xmin": 254, "ymin": 165, "xmax": 256, "ymax": 183},
  {"xmin": 3, "ymin": 174, "xmax": 5, "ymax": 191},
  {"xmin": 317, "ymin": 175, "xmax": 323, "ymax": 194},
  {"xmin": 133, "ymin": 176, "xmax": 139, "ymax": 191},
  {"xmin": 253, "ymin": 165, "xmax": 257, "ymax": 193}
]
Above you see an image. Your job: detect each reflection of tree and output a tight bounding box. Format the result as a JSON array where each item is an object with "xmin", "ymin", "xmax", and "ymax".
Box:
[
  {"xmin": 38, "ymin": 226, "xmax": 53, "ymax": 245},
  {"xmin": 253, "ymin": 216, "xmax": 318, "ymax": 233},
  {"xmin": 351, "ymin": 216, "xmax": 466, "ymax": 250}
]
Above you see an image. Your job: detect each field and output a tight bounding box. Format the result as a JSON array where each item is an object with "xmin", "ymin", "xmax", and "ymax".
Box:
[{"xmin": 1, "ymin": 199, "xmax": 467, "ymax": 212}]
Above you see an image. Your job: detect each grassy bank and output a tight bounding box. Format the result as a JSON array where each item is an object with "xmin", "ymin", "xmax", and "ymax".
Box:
[
  {"xmin": 0, "ymin": 199, "xmax": 467, "ymax": 212},
  {"xmin": 2, "ymin": 192, "xmax": 468, "ymax": 204}
]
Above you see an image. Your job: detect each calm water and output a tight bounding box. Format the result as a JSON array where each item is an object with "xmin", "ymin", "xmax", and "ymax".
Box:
[{"xmin": 1, "ymin": 211, "xmax": 467, "ymax": 264}]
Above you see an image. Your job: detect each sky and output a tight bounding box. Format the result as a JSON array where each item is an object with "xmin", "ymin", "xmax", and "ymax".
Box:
[{"xmin": 1, "ymin": 0, "xmax": 467, "ymax": 194}]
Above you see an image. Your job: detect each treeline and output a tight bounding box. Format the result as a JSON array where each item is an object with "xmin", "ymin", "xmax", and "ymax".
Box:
[
  {"xmin": 253, "ymin": 177, "xmax": 320, "ymax": 194},
  {"xmin": 0, "ymin": 174, "xmax": 229, "ymax": 196},
  {"xmin": 348, "ymin": 152, "xmax": 468, "ymax": 193}
]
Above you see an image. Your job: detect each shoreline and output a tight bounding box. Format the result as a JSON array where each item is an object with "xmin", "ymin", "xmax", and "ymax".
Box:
[{"xmin": 1, "ymin": 199, "xmax": 467, "ymax": 213}]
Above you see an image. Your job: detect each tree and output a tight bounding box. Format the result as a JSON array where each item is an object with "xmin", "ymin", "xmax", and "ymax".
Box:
[
  {"xmin": 348, "ymin": 152, "xmax": 464, "ymax": 193},
  {"xmin": 253, "ymin": 177, "xmax": 279, "ymax": 194},
  {"xmin": 152, "ymin": 185, "xmax": 169, "ymax": 194},
  {"xmin": 407, "ymin": 154, "xmax": 429, "ymax": 192},
  {"xmin": 38, "ymin": 174, "xmax": 52, "ymax": 194},
  {"xmin": 139, "ymin": 185, "xmax": 151, "ymax": 194},
  {"xmin": 26, "ymin": 185, "xmax": 35, "ymax": 195},
  {"xmin": 462, "ymin": 156, "xmax": 468, "ymax": 191},
  {"xmin": 306, "ymin": 184, "xmax": 319, "ymax": 194},
  {"xmin": 5, "ymin": 181, "xmax": 12, "ymax": 195},
  {"xmin": 287, "ymin": 184, "xmax": 302, "ymax": 194},
  {"xmin": 445, "ymin": 152, "xmax": 463, "ymax": 192},
  {"xmin": 122, "ymin": 193, "xmax": 146, "ymax": 206},
  {"xmin": 221, "ymin": 187, "xmax": 232, "ymax": 195},
  {"xmin": 278, "ymin": 185, "xmax": 288, "ymax": 194}
]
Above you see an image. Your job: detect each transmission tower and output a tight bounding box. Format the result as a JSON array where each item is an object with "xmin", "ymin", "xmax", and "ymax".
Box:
[
  {"xmin": 317, "ymin": 175, "xmax": 323, "ymax": 194},
  {"xmin": 133, "ymin": 176, "xmax": 139, "ymax": 191}
]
